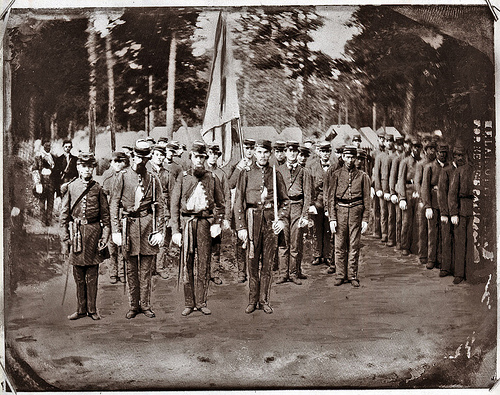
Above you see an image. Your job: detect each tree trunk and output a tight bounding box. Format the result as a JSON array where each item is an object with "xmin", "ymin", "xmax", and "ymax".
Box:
[
  {"xmin": 402, "ymin": 80, "xmax": 415, "ymax": 136},
  {"xmin": 242, "ymin": 79, "xmax": 249, "ymax": 127},
  {"xmin": 86, "ymin": 17, "xmax": 98, "ymax": 153},
  {"xmin": 105, "ymin": 33, "xmax": 116, "ymax": 152},
  {"xmin": 50, "ymin": 112, "xmax": 58, "ymax": 140},
  {"xmin": 166, "ymin": 32, "xmax": 177, "ymax": 139},
  {"xmin": 345, "ymin": 100, "xmax": 349, "ymax": 125},
  {"xmin": 3, "ymin": 31, "xmax": 13, "ymax": 156},
  {"xmin": 372, "ymin": 102, "xmax": 377, "ymax": 131}
]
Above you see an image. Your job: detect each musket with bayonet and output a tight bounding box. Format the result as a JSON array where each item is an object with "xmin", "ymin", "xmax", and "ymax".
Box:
[{"xmin": 272, "ymin": 164, "xmax": 280, "ymax": 234}]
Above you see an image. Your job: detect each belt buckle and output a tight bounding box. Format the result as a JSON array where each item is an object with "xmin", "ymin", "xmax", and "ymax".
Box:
[
  {"xmin": 264, "ymin": 203, "xmax": 272, "ymax": 209},
  {"xmin": 81, "ymin": 219, "xmax": 88, "ymax": 225}
]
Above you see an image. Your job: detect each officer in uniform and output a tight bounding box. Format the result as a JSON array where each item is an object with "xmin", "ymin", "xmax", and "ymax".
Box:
[
  {"xmin": 396, "ymin": 138, "xmax": 422, "ymax": 256},
  {"xmin": 328, "ymin": 146, "xmax": 370, "ymax": 287},
  {"xmin": 448, "ymin": 143, "xmax": 473, "ymax": 284},
  {"xmin": 228, "ymin": 138, "xmax": 255, "ymax": 283},
  {"xmin": 421, "ymin": 143, "xmax": 449, "ymax": 269},
  {"xmin": 60, "ymin": 152, "xmax": 110, "ymax": 320},
  {"xmin": 171, "ymin": 141, "xmax": 226, "ymax": 316},
  {"xmin": 389, "ymin": 137, "xmax": 405, "ymax": 250},
  {"xmin": 110, "ymin": 139, "xmax": 166, "ymax": 319},
  {"xmin": 234, "ymin": 139, "xmax": 289, "ymax": 314},
  {"xmin": 205, "ymin": 143, "xmax": 232, "ymax": 285},
  {"xmin": 32, "ymin": 141, "xmax": 57, "ymax": 226},
  {"xmin": 276, "ymin": 141, "xmax": 311, "ymax": 285}
]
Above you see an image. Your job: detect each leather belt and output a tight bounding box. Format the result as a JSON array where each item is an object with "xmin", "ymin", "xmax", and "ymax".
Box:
[
  {"xmin": 337, "ymin": 197, "xmax": 362, "ymax": 204},
  {"xmin": 289, "ymin": 195, "xmax": 304, "ymax": 201},
  {"xmin": 125, "ymin": 209, "xmax": 152, "ymax": 218},
  {"xmin": 181, "ymin": 210, "xmax": 213, "ymax": 218},
  {"xmin": 72, "ymin": 217, "xmax": 99, "ymax": 225},
  {"xmin": 247, "ymin": 202, "xmax": 273, "ymax": 209}
]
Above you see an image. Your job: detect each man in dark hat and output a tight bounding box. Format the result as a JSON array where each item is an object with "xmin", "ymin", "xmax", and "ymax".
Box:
[
  {"xmin": 270, "ymin": 140, "xmax": 287, "ymax": 167},
  {"xmin": 102, "ymin": 151, "xmax": 129, "ymax": 284},
  {"xmin": 234, "ymin": 139, "xmax": 289, "ymax": 314},
  {"xmin": 32, "ymin": 140, "xmax": 57, "ymax": 225},
  {"xmin": 352, "ymin": 133, "xmax": 362, "ymax": 149},
  {"xmin": 356, "ymin": 148, "xmax": 367, "ymax": 172},
  {"xmin": 122, "ymin": 146, "xmax": 134, "ymax": 161},
  {"xmin": 54, "ymin": 139, "xmax": 78, "ymax": 197},
  {"xmin": 275, "ymin": 141, "xmax": 311, "ymax": 285},
  {"xmin": 380, "ymin": 134, "xmax": 397, "ymax": 247},
  {"xmin": 60, "ymin": 152, "xmax": 110, "ymax": 320},
  {"xmin": 205, "ymin": 143, "xmax": 232, "ymax": 285},
  {"xmin": 370, "ymin": 131, "xmax": 386, "ymax": 239},
  {"xmin": 157, "ymin": 137, "xmax": 169, "ymax": 146},
  {"xmin": 298, "ymin": 145, "xmax": 311, "ymax": 167},
  {"xmin": 171, "ymin": 140, "xmax": 226, "ymax": 316},
  {"xmin": 228, "ymin": 138, "xmax": 255, "ymax": 283},
  {"xmin": 164, "ymin": 141, "xmax": 183, "ymax": 182},
  {"xmin": 110, "ymin": 139, "xmax": 166, "ymax": 319},
  {"xmin": 389, "ymin": 137, "xmax": 405, "ymax": 250},
  {"xmin": 396, "ymin": 138, "xmax": 422, "ymax": 256},
  {"xmin": 421, "ymin": 142, "xmax": 449, "ymax": 270},
  {"xmin": 448, "ymin": 142, "xmax": 473, "ymax": 284},
  {"xmin": 327, "ymin": 146, "xmax": 370, "ymax": 287}
]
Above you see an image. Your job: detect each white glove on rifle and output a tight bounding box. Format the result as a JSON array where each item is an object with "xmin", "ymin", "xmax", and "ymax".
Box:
[
  {"xmin": 210, "ymin": 224, "xmax": 221, "ymax": 238},
  {"xmin": 112, "ymin": 232, "xmax": 122, "ymax": 246},
  {"xmin": 425, "ymin": 208, "xmax": 433, "ymax": 220},
  {"xmin": 172, "ymin": 233, "xmax": 182, "ymax": 247},
  {"xmin": 330, "ymin": 220, "xmax": 337, "ymax": 234}
]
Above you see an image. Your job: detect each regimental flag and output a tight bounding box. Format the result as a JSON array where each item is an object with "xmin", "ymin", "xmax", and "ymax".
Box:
[{"xmin": 201, "ymin": 12, "xmax": 243, "ymax": 168}]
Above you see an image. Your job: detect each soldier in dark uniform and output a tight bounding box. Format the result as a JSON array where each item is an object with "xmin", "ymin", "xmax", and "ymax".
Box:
[
  {"xmin": 270, "ymin": 140, "xmax": 287, "ymax": 167},
  {"xmin": 396, "ymin": 139, "xmax": 422, "ymax": 256},
  {"xmin": 60, "ymin": 152, "xmax": 110, "ymax": 320},
  {"xmin": 110, "ymin": 140, "xmax": 166, "ymax": 319},
  {"xmin": 389, "ymin": 137, "xmax": 405, "ymax": 250},
  {"xmin": 54, "ymin": 140, "xmax": 78, "ymax": 197},
  {"xmin": 380, "ymin": 134, "xmax": 396, "ymax": 247},
  {"xmin": 421, "ymin": 143, "xmax": 449, "ymax": 270},
  {"xmin": 352, "ymin": 133, "xmax": 362, "ymax": 148},
  {"xmin": 205, "ymin": 143, "xmax": 232, "ymax": 285},
  {"xmin": 370, "ymin": 131, "xmax": 386, "ymax": 239},
  {"xmin": 328, "ymin": 146, "xmax": 370, "ymax": 287},
  {"xmin": 373, "ymin": 134, "xmax": 392, "ymax": 243},
  {"xmin": 448, "ymin": 143, "xmax": 473, "ymax": 284},
  {"xmin": 356, "ymin": 148, "xmax": 367, "ymax": 172},
  {"xmin": 228, "ymin": 138, "xmax": 255, "ymax": 283},
  {"xmin": 171, "ymin": 141, "xmax": 226, "ymax": 316},
  {"xmin": 276, "ymin": 141, "xmax": 311, "ymax": 285},
  {"xmin": 234, "ymin": 139, "xmax": 289, "ymax": 314},
  {"xmin": 32, "ymin": 141, "xmax": 57, "ymax": 226},
  {"xmin": 298, "ymin": 145, "xmax": 311, "ymax": 167},
  {"xmin": 102, "ymin": 151, "xmax": 129, "ymax": 284}
]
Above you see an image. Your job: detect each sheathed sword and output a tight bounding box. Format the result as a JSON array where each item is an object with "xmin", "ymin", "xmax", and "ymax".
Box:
[{"xmin": 61, "ymin": 223, "xmax": 73, "ymax": 305}]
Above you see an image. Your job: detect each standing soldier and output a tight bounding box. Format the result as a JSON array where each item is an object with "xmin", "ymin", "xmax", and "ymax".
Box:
[
  {"xmin": 448, "ymin": 143, "xmax": 473, "ymax": 284},
  {"xmin": 228, "ymin": 138, "xmax": 255, "ymax": 283},
  {"xmin": 110, "ymin": 140, "xmax": 166, "ymax": 319},
  {"xmin": 380, "ymin": 134, "xmax": 396, "ymax": 247},
  {"xmin": 54, "ymin": 140, "xmax": 78, "ymax": 197},
  {"xmin": 373, "ymin": 134, "xmax": 391, "ymax": 243},
  {"xmin": 389, "ymin": 137, "xmax": 405, "ymax": 250},
  {"xmin": 205, "ymin": 143, "xmax": 232, "ymax": 285},
  {"xmin": 270, "ymin": 140, "xmax": 287, "ymax": 167},
  {"xmin": 171, "ymin": 141, "xmax": 226, "ymax": 316},
  {"xmin": 414, "ymin": 140, "xmax": 437, "ymax": 264},
  {"xmin": 60, "ymin": 152, "xmax": 110, "ymax": 320},
  {"xmin": 102, "ymin": 151, "xmax": 129, "ymax": 284},
  {"xmin": 298, "ymin": 145, "xmax": 311, "ymax": 168},
  {"xmin": 328, "ymin": 146, "xmax": 370, "ymax": 287},
  {"xmin": 234, "ymin": 139, "xmax": 289, "ymax": 314},
  {"xmin": 164, "ymin": 141, "xmax": 183, "ymax": 181},
  {"xmin": 356, "ymin": 148, "xmax": 368, "ymax": 172},
  {"xmin": 32, "ymin": 141, "xmax": 57, "ymax": 226},
  {"xmin": 421, "ymin": 143, "xmax": 449, "ymax": 270},
  {"xmin": 396, "ymin": 139, "xmax": 422, "ymax": 256},
  {"xmin": 276, "ymin": 141, "xmax": 311, "ymax": 285},
  {"xmin": 370, "ymin": 131, "xmax": 386, "ymax": 239}
]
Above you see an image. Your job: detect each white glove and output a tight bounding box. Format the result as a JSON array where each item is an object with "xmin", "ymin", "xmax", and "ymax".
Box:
[
  {"xmin": 390, "ymin": 195, "xmax": 398, "ymax": 204},
  {"xmin": 412, "ymin": 191, "xmax": 419, "ymax": 198},
  {"xmin": 399, "ymin": 200, "xmax": 407, "ymax": 211},
  {"xmin": 308, "ymin": 205, "xmax": 318, "ymax": 215},
  {"xmin": 112, "ymin": 232, "xmax": 122, "ymax": 246},
  {"xmin": 222, "ymin": 219, "xmax": 231, "ymax": 231},
  {"xmin": 237, "ymin": 229, "xmax": 248, "ymax": 243},
  {"xmin": 425, "ymin": 208, "xmax": 433, "ymax": 220},
  {"xmin": 376, "ymin": 190, "xmax": 383, "ymax": 198},
  {"xmin": 384, "ymin": 192, "xmax": 391, "ymax": 201},
  {"xmin": 210, "ymin": 224, "xmax": 222, "ymax": 238},
  {"xmin": 370, "ymin": 187, "xmax": 375, "ymax": 198},
  {"xmin": 272, "ymin": 220, "xmax": 284, "ymax": 235},
  {"xmin": 361, "ymin": 221, "xmax": 368, "ymax": 234},
  {"xmin": 172, "ymin": 232, "xmax": 182, "ymax": 247},
  {"xmin": 35, "ymin": 183, "xmax": 43, "ymax": 194},
  {"xmin": 149, "ymin": 232, "xmax": 164, "ymax": 246},
  {"xmin": 11, "ymin": 207, "xmax": 20, "ymax": 217},
  {"xmin": 441, "ymin": 215, "xmax": 449, "ymax": 224},
  {"xmin": 330, "ymin": 220, "xmax": 337, "ymax": 234},
  {"xmin": 451, "ymin": 215, "xmax": 459, "ymax": 226},
  {"xmin": 324, "ymin": 210, "xmax": 329, "ymax": 217},
  {"xmin": 298, "ymin": 216, "xmax": 309, "ymax": 228}
]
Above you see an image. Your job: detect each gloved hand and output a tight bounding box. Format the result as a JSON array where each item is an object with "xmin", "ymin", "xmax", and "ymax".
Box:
[
  {"xmin": 390, "ymin": 195, "xmax": 398, "ymax": 204},
  {"xmin": 330, "ymin": 220, "xmax": 337, "ymax": 234},
  {"xmin": 172, "ymin": 232, "xmax": 182, "ymax": 247},
  {"xmin": 112, "ymin": 233, "xmax": 122, "ymax": 246},
  {"xmin": 384, "ymin": 192, "xmax": 391, "ymax": 201},
  {"xmin": 97, "ymin": 238, "xmax": 107, "ymax": 250},
  {"xmin": 370, "ymin": 187, "xmax": 375, "ymax": 198},
  {"xmin": 361, "ymin": 221, "xmax": 368, "ymax": 234},
  {"xmin": 11, "ymin": 207, "xmax": 20, "ymax": 217},
  {"xmin": 237, "ymin": 229, "xmax": 248, "ymax": 243},
  {"xmin": 399, "ymin": 199, "xmax": 407, "ymax": 211},
  {"xmin": 425, "ymin": 208, "xmax": 433, "ymax": 220},
  {"xmin": 441, "ymin": 215, "xmax": 449, "ymax": 224},
  {"xmin": 298, "ymin": 216, "xmax": 309, "ymax": 228},
  {"xmin": 412, "ymin": 191, "xmax": 420, "ymax": 199},
  {"xmin": 376, "ymin": 190, "xmax": 383, "ymax": 198},
  {"xmin": 35, "ymin": 183, "xmax": 43, "ymax": 194},
  {"xmin": 149, "ymin": 232, "xmax": 164, "ymax": 246},
  {"xmin": 451, "ymin": 215, "xmax": 459, "ymax": 225},
  {"xmin": 272, "ymin": 220, "xmax": 284, "ymax": 235},
  {"xmin": 222, "ymin": 219, "xmax": 231, "ymax": 231},
  {"xmin": 308, "ymin": 205, "xmax": 318, "ymax": 215},
  {"xmin": 210, "ymin": 224, "xmax": 221, "ymax": 238}
]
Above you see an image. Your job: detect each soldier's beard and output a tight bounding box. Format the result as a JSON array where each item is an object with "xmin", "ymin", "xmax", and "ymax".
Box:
[{"xmin": 193, "ymin": 166, "xmax": 205, "ymax": 178}]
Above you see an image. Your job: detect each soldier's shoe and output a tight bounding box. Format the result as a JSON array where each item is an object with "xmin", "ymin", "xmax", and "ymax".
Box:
[
  {"xmin": 426, "ymin": 261, "xmax": 436, "ymax": 270},
  {"xmin": 245, "ymin": 303, "xmax": 256, "ymax": 314},
  {"xmin": 323, "ymin": 258, "xmax": 332, "ymax": 267},
  {"xmin": 181, "ymin": 307, "xmax": 194, "ymax": 316},
  {"xmin": 297, "ymin": 272, "xmax": 308, "ymax": 279},
  {"xmin": 261, "ymin": 303, "xmax": 273, "ymax": 314},
  {"xmin": 373, "ymin": 232, "xmax": 382, "ymax": 239},
  {"xmin": 290, "ymin": 275, "xmax": 302, "ymax": 285},
  {"xmin": 419, "ymin": 258, "xmax": 427, "ymax": 265},
  {"xmin": 439, "ymin": 270, "xmax": 451, "ymax": 277},
  {"xmin": 211, "ymin": 276, "xmax": 223, "ymax": 285},
  {"xmin": 311, "ymin": 257, "xmax": 322, "ymax": 266},
  {"xmin": 88, "ymin": 312, "xmax": 101, "ymax": 320},
  {"xmin": 386, "ymin": 241, "xmax": 395, "ymax": 247},
  {"xmin": 350, "ymin": 279, "xmax": 360, "ymax": 288},
  {"xmin": 68, "ymin": 312, "xmax": 87, "ymax": 320},
  {"xmin": 142, "ymin": 309, "xmax": 156, "ymax": 318},
  {"xmin": 381, "ymin": 235, "xmax": 388, "ymax": 243},
  {"xmin": 326, "ymin": 266, "xmax": 336, "ymax": 274},
  {"xmin": 199, "ymin": 306, "xmax": 211, "ymax": 315},
  {"xmin": 110, "ymin": 276, "xmax": 119, "ymax": 284},
  {"xmin": 333, "ymin": 278, "xmax": 344, "ymax": 286},
  {"xmin": 276, "ymin": 276, "xmax": 288, "ymax": 284},
  {"xmin": 453, "ymin": 276, "xmax": 464, "ymax": 285},
  {"xmin": 126, "ymin": 309, "xmax": 140, "ymax": 319},
  {"xmin": 401, "ymin": 249, "xmax": 410, "ymax": 256},
  {"xmin": 396, "ymin": 243, "xmax": 401, "ymax": 250},
  {"xmin": 237, "ymin": 273, "xmax": 247, "ymax": 283},
  {"xmin": 119, "ymin": 276, "xmax": 126, "ymax": 283}
]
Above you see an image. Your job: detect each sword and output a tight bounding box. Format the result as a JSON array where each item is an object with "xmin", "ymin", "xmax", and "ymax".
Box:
[{"xmin": 61, "ymin": 251, "xmax": 70, "ymax": 306}]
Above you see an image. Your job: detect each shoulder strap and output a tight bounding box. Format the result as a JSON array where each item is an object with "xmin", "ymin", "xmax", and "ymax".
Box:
[{"xmin": 70, "ymin": 180, "xmax": 96, "ymax": 215}]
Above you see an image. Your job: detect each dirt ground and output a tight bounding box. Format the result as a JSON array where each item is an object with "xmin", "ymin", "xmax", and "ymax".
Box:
[{"xmin": 4, "ymin": 221, "xmax": 497, "ymax": 391}]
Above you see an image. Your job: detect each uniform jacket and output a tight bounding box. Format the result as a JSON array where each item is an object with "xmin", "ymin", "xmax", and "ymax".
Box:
[
  {"xmin": 278, "ymin": 161, "xmax": 312, "ymax": 218},
  {"xmin": 207, "ymin": 165, "xmax": 232, "ymax": 222},
  {"xmin": 327, "ymin": 167, "xmax": 371, "ymax": 223},
  {"xmin": 389, "ymin": 153, "xmax": 403, "ymax": 196},
  {"xmin": 371, "ymin": 149, "xmax": 386, "ymax": 191},
  {"xmin": 396, "ymin": 154, "xmax": 420, "ymax": 200},
  {"xmin": 150, "ymin": 163, "xmax": 174, "ymax": 221},
  {"xmin": 414, "ymin": 157, "xmax": 432, "ymax": 197},
  {"xmin": 228, "ymin": 158, "xmax": 254, "ymax": 190},
  {"xmin": 54, "ymin": 153, "xmax": 78, "ymax": 185},
  {"xmin": 60, "ymin": 177, "xmax": 111, "ymax": 266},
  {"xmin": 170, "ymin": 167, "xmax": 225, "ymax": 234},
  {"xmin": 309, "ymin": 159, "xmax": 335, "ymax": 210},
  {"xmin": 449, "ymin": 163, "xmax": 474, "ymax": 217},
  {"xmin": 380, "ymin": 151, "xmax": 396, "ymax": 194},
  {"xmin": 421, "ymin": 160, "xmax": 448, "ymax": 210},
  {"xmin": 233, "ymin": 163, "xmax": 289, "ymax": 231},
  {"xmin": 437, "ymin": 163, "xmax": 457, "ymax": 216}
]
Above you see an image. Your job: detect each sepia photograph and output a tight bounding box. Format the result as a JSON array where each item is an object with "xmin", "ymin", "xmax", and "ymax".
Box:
[{"xmin": 1, "ymin": 0, "xmax": 497, "ymax": 392}]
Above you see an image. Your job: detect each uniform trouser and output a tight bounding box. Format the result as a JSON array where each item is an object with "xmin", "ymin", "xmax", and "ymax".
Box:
[
  {"xmin": 184, "ymin": 218, "xmax": 211, "ymax": 309},
  {"xmin": 73, "ymin": 264, "xmax": 99, "ymax": 315},
  {"xmin": 395, "ymin": 204, "xmax": 402, "ymax": 249},
  {"xmin": 372, "ymin": 194, "xmax": 381, "ymax": 238},
  {"xmin": 278, "ymin": 203, "xmax": 304, "ymax": 278},
  {"xmin": 39, "ymin": 185, "xmax": 54, "ymax": 225},
  {"xmin": 427, "ymin": 208, "xmax": 440, "ymax": 264},
  {"xmin": 126, "ymin": 254, "xmax": 154, "ymax": 311},
  {"xmin": 108, "ymin": 240, "xmax": 124, "ymax": 278},
  {"xmin": 211, "ymin": 234, "xmax": 222, "ymax": 277},
  {"xmin": 379, "ymin": 196, "xmax": 388, "ymax": 239},
  {"xmin": 440, "ymin": 219, "xmax": 454, "ymax": 273},
  {"xmin": 417, "ymin": 200, "xmax": 428, "ymax": 261},
  {"xmin": 312, "ymin": 207, "xmax": 332, "ymax": 261},
  {"xmin": 235, "ymin": 233, "xmax": 247, "ymax": 277},
  {"xmin": 155, "ymin": 227, "xmax": 172, "ymax": 271},
  {"xmin": 334, "ymin": 205, "xmax": 364, "ymax": 281},
  {"xmin": 387, "ymin": 199, "xmax": 396, "ymax": 245},
  {"xmin": 248, "ymin": 209, "xmax": 277, "ymax": 305},
  {"xmin": 277, "ymin": 219, "xmax": 289, "ymax": 272},
  {"xmin": 454, "ymin": 215, "xmax": 473, "ymax": 279},
  {"xmin": 401, "ymin": 196, "xmax": 417, "ymax": 252}
]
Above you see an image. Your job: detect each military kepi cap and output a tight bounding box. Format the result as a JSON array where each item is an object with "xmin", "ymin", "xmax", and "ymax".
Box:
[
  {"xmin": 191, "ymin": 140, "xmax": 208, "ymax": 156},
  {"xmin": 357, "ymin": 148, "xmax": 367, "ymax": 158},
  {"xmin": 134, "ymin": 139, "xmax": 152, "ymax": 157},
  {"xmin": 77, "ymin": 151, "xmax": 97, "ymax": 165},
  {"xmin": 318, "ymin": 141, "xmax": 331, "ymax": 151},
  {"xmin": 111, "ymin": 151, "xmax": 128, "ymax": 162},
  {"xmin": 243, "ymin": 138, "xmax": 256, "ymax": 148},
  {"xmin": 151, "ymin": 144, "xmax": 166, "ymax": 155},
  {"xmin": 438, "ymin": 143, "xmax": 449, "ymax": 152},
  {"xmin": 286, "ymin": 140, "xmax": 300, "ymax": 149},
  {"xmin": 208, "ymin": 143, "xmax": 222, "ymax": 155},
  {"xmin": 167, "ymin": 141, "xmax": 180, "ymax": 151},
  {"xmin": 299, "ymin": 146, "xmax": 311, "ymax": 156},
  {"xmin": 255, "ymin": 139, "xmax": 273, "ymax": 151},
  {"xmin": 352, "ymin": 134, "xmax": 361, "ymax": 142},
  {"xmin": 424, "ymin": 139, "xmax": 437, "ymax": 149},
  {"xmin": 273, "ymin": 140, "xmax": 286, "ymax": 151},
  {"xmin": 342, "ymin": 145, "xmax": 357, "ymax": 156}
]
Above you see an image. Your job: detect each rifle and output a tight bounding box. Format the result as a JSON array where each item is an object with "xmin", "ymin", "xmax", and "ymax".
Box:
[
  {"xmin": 61, "ymin": 224, "xmax": 73, "ymax": 305},
  {"xmin": 148, "ymin": 175, "xmax": 159, "ymax": 246},
  {"xmin": 272, "ymin": 165, "xmax": 280, "ymax": 234},
  {"xmin": 121, "ymin": 217, "xmax": 129, "ymax": 294}
]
